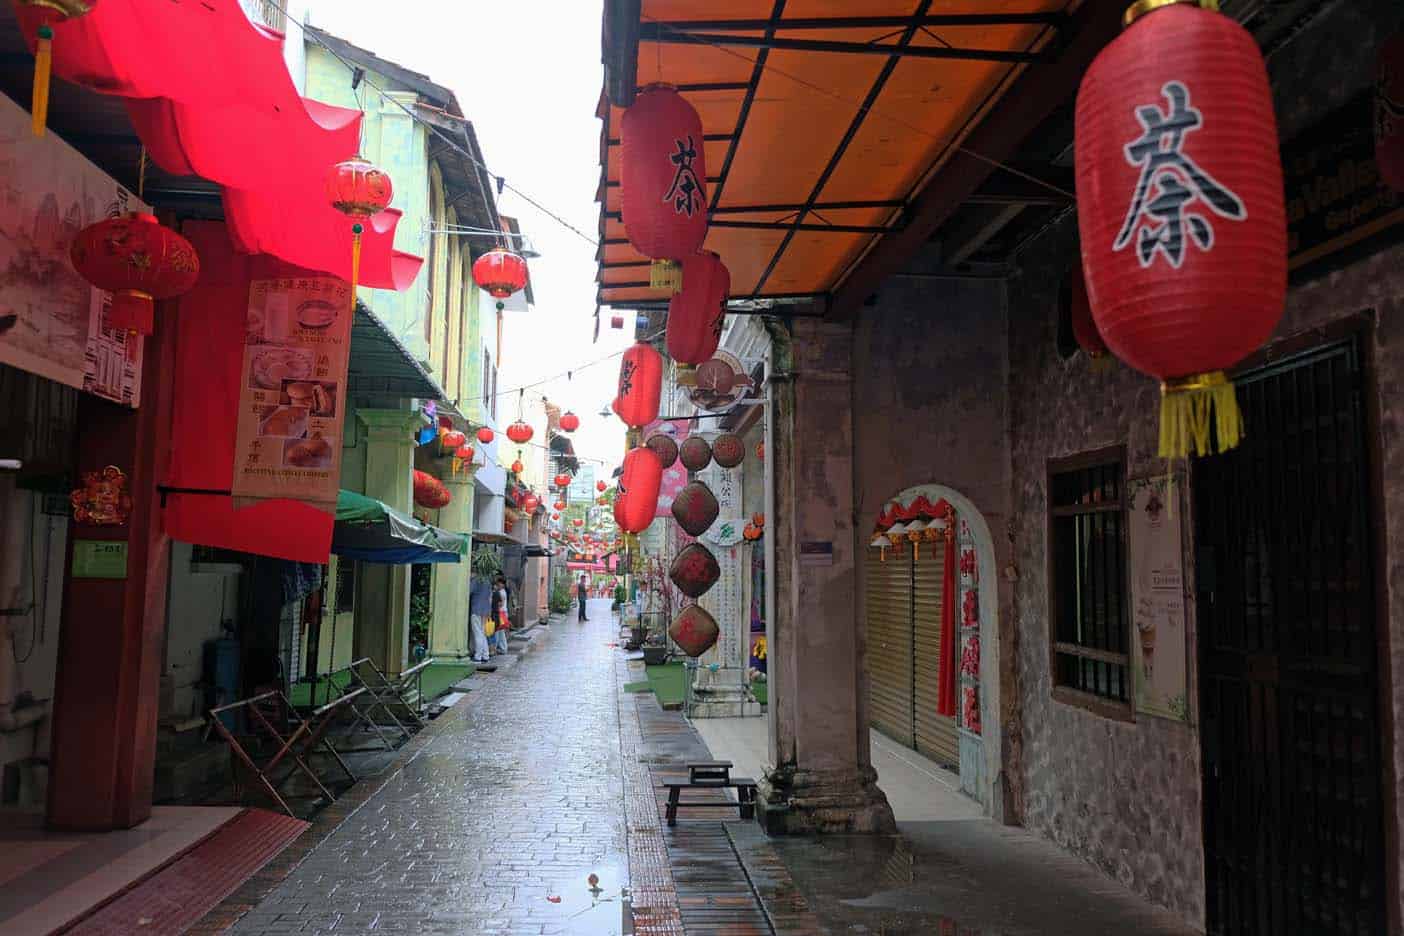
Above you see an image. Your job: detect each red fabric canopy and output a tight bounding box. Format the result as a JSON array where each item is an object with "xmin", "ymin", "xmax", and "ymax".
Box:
[
  {"xmin": 15, "ymin": 0, "xmax": 421, "ymax": 289},
  {"xmin": 163, "ymin": 221, "xmax": 335, "ymax": 563}
]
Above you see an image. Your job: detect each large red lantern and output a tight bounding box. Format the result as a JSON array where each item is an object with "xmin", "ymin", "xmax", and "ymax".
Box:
[
  {"xmin": 1075, "ymin": 1, "xmax": 1285, "ymax": 457},
  {"xmin": 620, "ymin": 84, "xmax": 709, "ymax": 288},
  {"xmin": 559, "ymin": 411, "xmax": 580, "ymax": 432},
  {"xmin": 326, "ymin": 156, "xmax": 393, "ymax": 295},
  {"xmin": 1378, "ymin": 33, "xmax": 1404, "ymax": 192},
  {"xmin": 476, "ymin": 426, "xmax": 495, "ymax": 445},
  {"xmin": 506, "ymin": 419, "xmax": 534, "ymax": 444},
  {"xmin": 666, "ymin": 251, "xmax": 730, "ymax": 365},
  {"xmin": 413, "ymin": 470, "xmax": 450, "ymax": 509},
  {"xmin": 615, "ymin": 341, "xmax": 663, "ymax": 428},
  {"xmin": 522, "ymin": 493, "xmax": 540, "ymax": 512},
  {"xmin": 613, "ymin": 446, "xmax": 663, "ymax": 534},
  {"xmin": 69, "ymin": 213, "xmax": 200, "ymax": 337},
  {"xmin": 472, "ymin": 247, "xmax": 529, "ymax": 311}
]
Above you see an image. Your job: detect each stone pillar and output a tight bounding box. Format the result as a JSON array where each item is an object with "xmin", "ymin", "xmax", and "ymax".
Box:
[
  {"xmin": 354, "ymin": 409, "xmax": 418, "ymax": 676},
  {"xmin": 758, "ymin": 318, "xmax": 895, "ymax": 834},
  {"xmin": 428, "ymin": 474, "xmax": 474, "ymax": 658},
  {"xmin": 691, "ymin": 459, "xmax": 760, "ymax": 717}
]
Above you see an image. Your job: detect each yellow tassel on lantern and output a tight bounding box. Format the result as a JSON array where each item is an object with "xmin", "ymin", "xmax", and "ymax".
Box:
[
  {"xmin": 31, "ymin": 24, "xmax": 52, "ymax": 137},
  {"xmin": 349, "ymin": 222, "xmax": 364, "ymax": 295},
  {"xmin": 649, "ymin": 259, "xmax": 682, "ymax": 292},
  {"xmin": 1158, "ymin": 371, "xmax": 1242, "ymax": 459}
]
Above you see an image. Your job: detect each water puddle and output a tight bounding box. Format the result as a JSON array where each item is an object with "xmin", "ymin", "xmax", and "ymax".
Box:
[{"xmin": 540, "ymin": 863, "xmax": 631, "ymax": 935}]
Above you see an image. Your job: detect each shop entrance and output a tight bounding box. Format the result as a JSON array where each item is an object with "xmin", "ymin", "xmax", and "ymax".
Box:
[{"xmin": 1193, "ymin": 337, "xmax": 1385, "ymax": 935}]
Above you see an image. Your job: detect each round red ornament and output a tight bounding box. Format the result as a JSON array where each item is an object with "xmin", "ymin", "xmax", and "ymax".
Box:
[
  {"xmin": 559, "ymin": 410, "xmax": 580, "ymax": 432},
  {"xmin": 711, "ymin": 433, "xmax": 744, "ymax": 469},
  {"xmin": 620, "ymin": 84, "xmax": 709, "ymax": 261},
  {"xmin": 506, "ymin": 419, "xmax": 534, "ymax": 444},
  {"xmin": 666, "ymin": 251, "xmax": 730, "ymax": 365},
  {"xmin": 326, "ymin": 155, "xmax": 393, "ymax": 294},
  {"xmin": 645, "ymin": 433, "xmax": 679, "ymax": 468},
  {"xmin": 554, "ymin": 499, "xmax": 566, "ymax": 510},
  {"xmin": 1075, "ymin": 1, "xmax": 1285, "ymax": 456},
  {"xmin": 596, "ymin": 480, "xmax": 608, "ymax": 492},
  {"xmin": 511, "ymin": 459, "xmax": 524, "ymax": 474},
  {"xmin": 573, "ymin": 518, "xmax": 584, "ymax": 528},
  {"xmin": 441, "ymin": 429, "xmax": 466, "ymax": 450},
  {"xmin": 679, "ymin": 436, "xmax": 712, "ymax": 472},
  {"xmin": 472, "ymin": 247, "xmax": 529, "ymax": 310},
  {"xmin": 476, "ymin": 426, "xmax": 495, "ymax": 445},
  {"xmin": 70, "ymin": 213, "xmax": 200, "ymax": 336},
  {"xmin": 523, "ymin": 494, "xmax": 540, "ymax": 512},
  {"xmin": 454, "ymin": 444, "xmax": 474, "ymax": 460}
]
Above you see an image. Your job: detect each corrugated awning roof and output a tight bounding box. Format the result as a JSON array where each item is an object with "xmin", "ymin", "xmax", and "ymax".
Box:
[
  {"xmin": 595, "ymin": 1, "xmax": 1081, "ymax": 312},
  {"xmin": 348, "ymin": 301, "xmax": 443, "ymax": 401}
]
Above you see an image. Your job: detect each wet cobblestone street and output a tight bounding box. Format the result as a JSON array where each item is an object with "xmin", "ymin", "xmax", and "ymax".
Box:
[{"xmin": 231, "ymin": 601, "xmax": 630, "ymax": 936}]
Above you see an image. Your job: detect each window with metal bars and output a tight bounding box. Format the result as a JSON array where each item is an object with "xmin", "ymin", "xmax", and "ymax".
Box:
[
  {"xmin": 1048, "ymin": 447, "xmax": 1131, "ymax": 716},
  {"xmin": 333, "ymin": 558, "xmax": 356, "ymax": 614}
]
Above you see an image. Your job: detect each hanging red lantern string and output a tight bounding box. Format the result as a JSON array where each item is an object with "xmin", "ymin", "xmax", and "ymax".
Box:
[
  {"xmin": 506, "ymin": 418, "xmax": 534, "ymax": 444},
  {"xmin": 70, "ymin": 212, "xmax": 200, "ymax": 337},
  {"xmin": 326, "ymin": 155, "xmax": 393, "ymax": 297},
  {"xmin": 17, "ymin": 0, "xmax": 92, "ymax": 137},
  {"xmin": 1075, "ymin": 0, "xmax": 1285, "ymax": 457},
  {"xmin": 472, "ymin": 247, "xmax": 529, "ymax": 311},
  {"xmin": 614, "ymin": 341, "xmax": 663, "ymax": 428},
  {"xmin": 620, "ymin": 84, "xmax": 709, "ymax": 291},
  {"xmin": 559, "ymin": 411, "xmax": 580, "ymax": 432}
]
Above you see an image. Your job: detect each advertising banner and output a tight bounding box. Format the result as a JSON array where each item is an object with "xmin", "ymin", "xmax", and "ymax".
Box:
[{"xmin": 1129, "ymin": 475, "xmax": 1190, "ymax": 721}]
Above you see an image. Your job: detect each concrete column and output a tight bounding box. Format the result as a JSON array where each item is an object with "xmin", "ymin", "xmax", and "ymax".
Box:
[
  {"xmin": 354, "ymin": 409, "xmax": 418, "ymax": 676},
  {"xmin": 758, "ymin": 318, "xmax": 895, "ymax": 834},
  {"xmin": 428, "ymin": 475, "xmax": 474, "ymax": 658}
]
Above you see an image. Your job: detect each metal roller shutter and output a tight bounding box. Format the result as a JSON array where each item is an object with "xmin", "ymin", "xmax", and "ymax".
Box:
[
  {"xmin": 913, "ymin": 542, "xmax": 959, "ymax": 767},
  {"xmin": 864, "ymin": 551, "xmax": 913, "ymax": 747}
]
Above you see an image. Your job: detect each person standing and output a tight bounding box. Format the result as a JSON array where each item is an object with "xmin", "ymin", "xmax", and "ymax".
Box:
[
  {"xmin": 467, "ymin": 574, "xmax": 491, "ymax": 663},
  {"xmin": 491, "ymin": 574, "xmax": 511, "ymax": 654},
  {"xmin": 577, "ymin": 574, "xmax": 589, "ymax": 622}
]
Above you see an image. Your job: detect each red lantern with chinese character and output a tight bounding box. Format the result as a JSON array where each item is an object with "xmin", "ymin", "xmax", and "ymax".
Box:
[
  {"xmin": 476, "ymin": 426, "xmax": 495, "ymax": 445},
  {"xmin": 472, "ymin": 247, "xmax": 529, "ymax": 311},
  {"xmin": 1075, "ymin": 1, "xmax": 1285, "ymax": 457},
  {"xmin": 666, "ymin": 252, "xmax": 730, "ymax": 365},
  {"xmin": 711, "ymin": 432, "xmax": 744, "ymax": 469},
  {"xmin": 613, "ymin": 446, "xmax": 663, "ymax": 534},
  {"xmin": 506, "ymin": 418, "xmax": 533, "ymax": 445},
  {"xmin": 326, "ymin": 155, "xmax": 393, "ymax": 295},
  {"xmin": 441, "ymin": 429, "xmax": 466, "ymax": 450},
  {"xmin": 679, "ymin": 436, "xmax": 711, "ymax": 472},
  {"xmin": 69, "ymin": 213, "xmax": 200, "ymax": 337},
  {"xmin": 615, "ymin": 341, "xmax": 663, "ymax": 428},
  {"xmin": 559, "ymin": 410, "xmax": 580, "ymax": 432},
  {"xmin": 620, "ymin": 84, "xmax": 709, "ymax": 289},
  {"xmin": 668, "ymin": 605, "xmax": 719, "ymax": 657},
  {"xmin": 1379, "ymin": 33, "xmax": 1404, "ymax": 192},
  {"xmin": 645, "ymin": 433, "xmax": 678, "ymax": 468}
]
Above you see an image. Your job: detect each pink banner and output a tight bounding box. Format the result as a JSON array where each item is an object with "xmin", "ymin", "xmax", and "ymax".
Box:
[{"xmin": 645, "ymin": 418, "xmax": 691, "ymax": 517}]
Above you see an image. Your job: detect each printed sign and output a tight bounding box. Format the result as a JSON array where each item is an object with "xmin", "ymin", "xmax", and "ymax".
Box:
[
  {"xmin": 231, "ymin": 277, "xmax": 352, "ymax": 512},
  {"xmin": 0, "ymin": 91, "xmax": 145, "ymax": 407},
  {"xmin": 71, "ymin": 540, "xmax": 128, "ymax": 579},
  {"xmin": 1129, "ymin": 476, "xmax": 1189, "ymax": 721}
]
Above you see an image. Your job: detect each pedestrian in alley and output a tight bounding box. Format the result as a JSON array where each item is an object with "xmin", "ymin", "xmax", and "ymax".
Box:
[
  {"xmin": 491, "ymin": 574, "xmax": 511, "ymax": 655},
  {"xmin": 577, "ymin": 574, "xmax": 589, "ymax": 621},
  {"xmin": 467, "ymin": 573, "xmax": 491, "ymax": 663}
]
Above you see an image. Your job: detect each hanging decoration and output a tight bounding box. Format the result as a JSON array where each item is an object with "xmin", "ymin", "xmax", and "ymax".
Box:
[
  {"xmin": 15, "ymin": 0, "xmax": 93, "ymax": 137},
  {"xmin": 645, "ymin": 432, "xmax": 679, "ymax": 468},
  {"xmin": 70, "ymin": 465, "xmax": 132, "ymax": 526},
  {"xmin": 326, "ymin": 155, "xmax": 394, "ymax": 296},
  {"xmin": 711, "ymin": 432, "xmax": 744, "ymax": 469},
  {"xmin": 554, "ymin": 473, "xmax": 572, "ymax": 489},
  {"xmin": 69, "ymin": 212, "xmax": 200, "ymax": 337},
  {"xmin": 669, "ymin": 543, "xmax": 720, "ymax": 598},
  {"xmin": 671, "ymin": 481, "xmax": 719, "ymax": 537},
  {"xmin": 613, "ymin": 446, "xmax": 663, "ymax": 534},
  {"xmin": 559, "ymin": 410, "xmax": 580, "ymax": 432},
  {"xmin": 476, "ymin": 426, "xmax": 495, "ymax": 445},
  {"xmin": 511, "ymin": 458, "xmax": 524, "ymax": 474},
  {"xmin": 668, "ymin": 605, "xmax": 720, "ymax": 657},
  {"xmin": 506, "ymin": 419, "xmax": 533, "ymax": 445},
  {"xmin": 572, "ymin": 517, "xmax": 584, "ymax": 528},
  {"xmin": 665, "ymin": 251, "xmax": 730, "ymax": 364},
  {"xmin": 679, "ymin": 436, "xmax": 712, "ymax": 472},
  {"xmin": 870, "ymin": 533, "xmax": 892, "ymax": 563},
  {"xmin": 614, "ymin": 341, "xmax": 663, "ymax": 428},
  {"xmin": 1075, "ymin": 0, "xmax": 1285, "ymax": 458},
  {"xmin": 1379, "ymin": 32, "xmax": 1404, "ymax": 192},
  {"xmin": 553, "ymin": 499, "xmax": 567, "ymax": 511},
  {"xmin": 619, "ymin": 84, "xmax": 709, "ymax": 290},
  {"xmin": 452, "ymin": 443, "xmax": 474, "ymax": 477},
  {"xmin": 472, "ymin": 247, "xmax": 529, "ymax": 311},
  {"xmin": 522, "ymin": 493, "xmax": 540, "ymax": 512},
  {"xmin": 441, "ymin": 428, "xmax": 466, "ymax": 450},
  {"xmin": 1063, "ymin": 265, "xmax": 1109, "ymax": 364},
  {"xmin": 937, "ymin": 506, "xmax": 957, "ymax": 717},
  {"xmin": 905, "ymin": 519, "xmax": 929, "ymax": 560},
  {"xmin": 413, "ymin": 470, "xmax": 450, "ymax": 509}
]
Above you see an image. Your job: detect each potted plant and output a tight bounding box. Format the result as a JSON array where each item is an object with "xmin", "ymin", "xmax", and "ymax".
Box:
[{"xmin": 638, "ymin": 556, "xmax": 674, "ymax": 666}]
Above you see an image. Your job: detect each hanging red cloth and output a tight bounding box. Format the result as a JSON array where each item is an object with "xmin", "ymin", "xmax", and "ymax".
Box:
[
  {"xmin": 163, "ymin": 221, "xmax": 335, "ymax": 564},
  {"xmin": 937, "ymin": 508, "xmax": 958, "ymax": 718}
]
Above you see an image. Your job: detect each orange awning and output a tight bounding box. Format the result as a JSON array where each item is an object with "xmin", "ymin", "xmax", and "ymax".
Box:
[{"xmin": 596, "ymin": 1, "xmax": 1076, "ymax": 311}]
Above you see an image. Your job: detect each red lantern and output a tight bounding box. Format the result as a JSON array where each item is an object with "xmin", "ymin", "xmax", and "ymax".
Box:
[
  {"xmin": 1378, "ymin": 33, "xmax": 1404, "ymax": 192},
  {"xmin": 326, "ymin": 155, "xmax": 394, "ymax": 295},
  {"xmin": 472, "ymin": 248, "xmax": 529, "ymax": 310},
  {"xmin": 666, "ymin": 251, "xmax": 730, "ymax": 365},
  {"xmin": 511, "ymin": 459, "xmax": 524, "ymax": 474},
  {"xmin": 669, "ymin": 543, "xmax": 720, "ymax": 598},
  {"xmin": 553, "ymin": 499, "xmax": 566, "ymax": 510},
  {"xmin": 615, "ymin": 341, "xmax": 663, "ymax": 428},
  {"xmin": 645, "ymin": 433, "xmax": 679, "ymax": 468},
  {"xmin": 596, "ymin": 480, "xmax": 608, "ymax": 492},
  {"xmin": 610, "ymin": 315, "xmax": 625, "ymax": 329},
  {"xmin": 672, "ymin": 481, "xmax": 719, "ymax": 537},
  {"xmin": 523, "ymin": 494, "xmax": 540, "ymax": 512},
  {"xmin": 573, "ymin": 518, "xmax": 584, "ymax": 528},
  {"xmin": 476, "ymin": 426, "xmax": 495, "ymax": 445},
  {"xmin": 613, "ymin": 446, "xmax": 663, "ymax": 534},
  {"xmin": 413, "ymin": 470, "xmax": 450, "ymax": 509},
  {"xmin": 620, "ymin": 84, "xmax": 709, "ymax": 287},
  {"xmin": 69, "ymin": 213, "xmax": 200, "ymax": 336},
  {"xmin": 506, "ymin": 419, "xmax": 534, "ymax": 444},
  {"xmin": 711, "ymin": 433, "xmax": 744, "ymax": 469},
  {"xmin": 1065, "ymin": 265, "xmax": 1108, "ymax": 361},
  {"xmin": 559, "ymin": 411, "xmax": 580, "ymax": 432},
  {"xmin": 441, "ymin": 429, "xmax": 467, "ymax": 450},
  {"xmin": 554, "ymin": 473, "xmax": 571, "ymax": 489},
  {"xmin": 455, "ymin": 444, "xmax": 474, "ymax": 460},
  {"xmin": 552, "ymin": 512, "xmax": 560, "ymax": 521},
  {"xmin": 679, "ymin": 436, "xmax": 712, "ymax": 472},
  {"xmin": 1075, "ymin": 1, "xmax": 1285, "ymax": 457}
]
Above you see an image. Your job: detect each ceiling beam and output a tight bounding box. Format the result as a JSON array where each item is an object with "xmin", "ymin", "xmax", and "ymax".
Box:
[
  {"xmin": 943, "ymin": 205, "xmax": 1026, "ymax": 266},
  {"xmin": 603, "ymin": 0, "xmax": 641, "ymax": 108},
  {"xmin": 641, "ymin": 31, "xmax": 1050, "ymax": 64},
  {"xmin": 964, "ymin": 169, "xmax": 1074, "ymax": 208},
  {"xmin": 830, "ymin": 1, "xmax": 1122, "ymax": 318},
  {"xmin": 638, "ymin": 13, "xmax": 1066, "ymax": 32}
]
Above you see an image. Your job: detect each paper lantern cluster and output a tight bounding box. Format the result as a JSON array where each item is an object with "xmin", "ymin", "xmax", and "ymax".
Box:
[
  {"xmin": 70, "ymin": 213, "xmax": 201, "ymax": 337},
  {"xmin": 1075, "ymin": 0, "xmax": 1285, "ymax": 457},
  {"xmin": 413, "ymin": 470, "xmax": 450, "ymax": 509}
]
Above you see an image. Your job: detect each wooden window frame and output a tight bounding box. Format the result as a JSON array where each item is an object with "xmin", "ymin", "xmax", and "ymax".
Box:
[{"xmin": 1047, "ymin": 444, "xmax": 1134, "ymax": 722}]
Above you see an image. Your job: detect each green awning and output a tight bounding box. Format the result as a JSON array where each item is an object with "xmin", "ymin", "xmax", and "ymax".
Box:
[{"xmin": 333, "ymin": 489, "xmax": 468, "ymax": 564}]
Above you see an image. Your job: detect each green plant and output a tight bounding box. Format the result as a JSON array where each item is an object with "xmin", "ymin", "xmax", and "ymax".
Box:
[
  {"xmin": 549, "ymin": 577, "xmax": 574, "ymax": 614},
  {"xmin": 409, "ymin": 564, "xmax": 433, "ymax": 648},
  {"xmin": 614, "ymin": 584, "xmax": 627, "ymax": 606},
  {"xmin": 471, "ymin": 548, "xmax": 502, "ymax": 579}
]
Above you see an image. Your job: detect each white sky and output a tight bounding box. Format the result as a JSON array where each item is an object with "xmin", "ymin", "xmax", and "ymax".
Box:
[{"xmin": 305, "ymin": 0, "xmax": 629, "ymax": 478}]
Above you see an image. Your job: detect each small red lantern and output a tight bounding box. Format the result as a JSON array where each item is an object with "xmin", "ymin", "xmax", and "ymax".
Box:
[
  {"xmin": 1378, "ymin": 33, "xmax": 1404, "ymax": 192},
  {"xmin": 506, "ymin": 418, "xmax": 534, "ymax": 444},
  {"xmin": 326, "ymin": 156, "xmax": 393, "ymax": 295},
  {"xmin": 1065, "ymin": 265, "xmax": 1108, "ymax": 362},
  {"xmin": 552, "ymin": 512, "xmax": 560, "ymax": 521},
  {"xmin": 476, "ymin": 426, "xmax": 495, "ymax": 445},
  {"xmin": 554, "ymin": 499, "xmax": 566, "ymax": 510},
  {"xmin": 756, "ymin": 441, "xmax": 765, "ymax": 461},
  {"xmin": 451, "ymin": 443, "xmax": 475, "ymax": 477},
  {"xmin": 573, "ymin": 518, "xmax": 584, "ymax": 528},
  {"xmin": 645, "ymin": 433, "xmax": 679, "ymax": 468},
  {"xmin": 441, "ymin": 429, "xmax": 467, "ymax": 450},
  {"xmin": 614, "ymin": 446, "xmax": 663, "ymax": 534},
  {"xmin": 620, "ymin": 84, "xmax": 709, "ymax": 288},
  {"xmin": 1075, "ymin": 1, "xmax": 1285, "ymax": 457},
  {"xmin": 555, "ymin": 473, "xmax": 572, "ymax": 489},
  {"xmin": 472, "ymin": 247, "xmax": 529, "ymax": 311},
  {"xmin": 413, "ymin": 470, "xmax": 450, "ymax": 509},
  {"xmin": 615, "ymin": 341, "xmax": 663, "ymax": 428},
  {"xmin": 511, "ymin": 459, "xmax": 524, "ymax": 474},
  {"xmin": 680, "ymin": 436, "xmax": 712, "ymax": 472},
  {"xmin": 666, "ymin": 251, "xmax": 730, "ymax": 365},
  {"xmin": 523, "ymin": 494, "xmax": 540, "ymax": 512},
  {"xmin": 559, "ymin": 411, "xmax": 580, "ymax": 432},
  {"xmin": 711, "ymin": 433, "xmax": 744, "ymax": 469},
  {"xmin": 596, "ymin": 480, "xmax": 608, "ymax": 492},
  {"xmin": 69, "ymin": 213, "xmax": 200, "ymax": 337}
]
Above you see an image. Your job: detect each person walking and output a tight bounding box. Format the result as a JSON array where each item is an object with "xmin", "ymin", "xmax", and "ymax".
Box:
[
  {"xmin": 467, "ymin": 574, "xmax": 491, "ymax": 663},
  {"xmin": 577, "ymin": 574, "xmax": 589, "ymax": 622},
  {"xmin": 491, "ymin": 574, "xmax": 511, "ymax": 655}
]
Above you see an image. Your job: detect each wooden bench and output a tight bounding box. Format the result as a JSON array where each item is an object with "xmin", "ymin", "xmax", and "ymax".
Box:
[{"xmin": 661, "ymin": 761, "xmax": 759, "ymax": 826}]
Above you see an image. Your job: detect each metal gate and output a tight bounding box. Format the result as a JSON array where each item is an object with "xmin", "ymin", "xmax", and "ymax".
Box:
[{"xmin": 1194, "ymin": 338, "xmax": 1385, "ymax": 935}]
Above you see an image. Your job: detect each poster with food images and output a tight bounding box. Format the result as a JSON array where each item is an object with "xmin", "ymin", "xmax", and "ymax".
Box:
[
  {"xmin": 231, "ymin": 276, "xmax": 351, "ymax": 512},
  {"xmin": 1129, "ymin": 475, "xmax": 1189, "ymax": 722}
]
